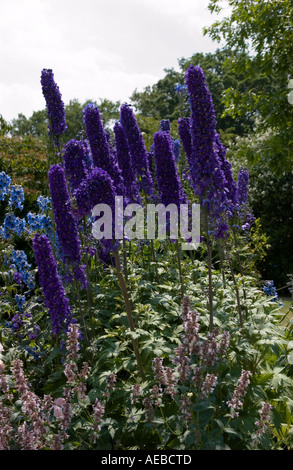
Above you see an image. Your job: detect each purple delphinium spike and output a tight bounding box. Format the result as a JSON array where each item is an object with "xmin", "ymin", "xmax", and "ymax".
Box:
[
  {"xmin": 32, "ymin": 233, "xmax": 74, "ymax": 335},
  {"xmin": 160, "ymin": 119, "xmax": 171, "ymax": 132},
  {"xmin": 40, "ymin": 69, "xmax": 67, "ymax": 142},
  {"xmin": 62, "ymin": 139, "xmax": 89, "ymax": 193},
  {"xmin": 178, "ymin": 118, "xmax": 192, "ymax": 164},
  {"xmin": 71, "ymin": 167, "xmax": 119, "ymax": 252},
  {"xmin": 153, "ymin": 130, "xmax": 187, "ymax": 207},
  {"xmin": 113, "ymin": 121, "xmax": 141, "ymax": 204},
  {"xmin": 119, "ymin": 103, "xmax": 154, "ymax": 197},
  {"xmin": 185, "ymin": 65, "xmax": 229, "ymax": 240},
  {"xmin": 48, "ymin": 164, "xmax": 88, "ymax": 287},
  {"xmin": 82, "ymin": 103, "xmax": 125, "ymax": 196},
  {"xmin": 185, "ymin": 65, "xmax": 227, "ymax": 205},
  {"xmin": 214, "ymin": 132, "xmax": 238, "ymax": 214},
  {"xmin": 236, "ymin": 168, "xmax": 249, "ymax": 206}
]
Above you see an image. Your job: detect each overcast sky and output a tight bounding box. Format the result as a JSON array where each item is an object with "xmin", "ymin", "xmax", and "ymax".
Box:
[{"xmin": 0, "ymin": 0, "xmax": 228, "ymax": 122}]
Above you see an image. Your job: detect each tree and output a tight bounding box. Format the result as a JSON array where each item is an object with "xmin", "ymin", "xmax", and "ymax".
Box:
[
  {"xmin": 204, "ymin": 0, "xmax": 293, "ymax": 173},
  {"xmin": 10, "ymin": 98, "xmax": 121, "ymax": 144}
]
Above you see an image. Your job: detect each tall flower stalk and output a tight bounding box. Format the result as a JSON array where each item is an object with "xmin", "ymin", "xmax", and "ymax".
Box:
[
  {"xmin": 185, "ymin": 64, "xmax": 228, "ymax": 330},
  {"xmin": 40, "ymin": 69, "xmax": 67, "ymax": 158},
  {"xmin": 48, "ymin": 164, "xmax": 88, "ymax": 289},
  {"xmin": 83, "ymin": 103, "xmax": 125, "ymax": 197},
  {"xmin": 120, "ymin": 103, "xmax": 154, "ymax": 198},
  {"xmin": 71, "ymin": 167, "xmax": 145, "ymax": 380},
  {"xmin": 32, "ymin": 234, "xmax": 74, "ymax": 336},
  {"xmin": 153, "ymin": 130, "xmax": 188, "ymax": 300}
]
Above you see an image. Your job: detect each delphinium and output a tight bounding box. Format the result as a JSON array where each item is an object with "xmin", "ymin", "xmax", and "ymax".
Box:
[
  {"xmin": 8, "ymin": 185, "xmax": 24, "ymax": 211},
  {"xmin": 71, "ymin": 167, "xmax": 145, "ymax": 380},
  {"xmin": 4, "ymin": 249, "xmax": 35, "ymax": 291},
  {"xmin": 159, "ymin": 119, "xmax": 181, "ymax": 163},
  {"xmin": 0, "ymin": 171, "xmax": 11, "ymax": 201},
  {"xmin": 153, "ymin": 130, "xmax": 188, "ymax": 299},
  {"xmin": 235, "ymin": 167, "xmax": 255, "ymax": 232},
  {"xmin": 263, "ymin": 280, "xmax": 279, "ymax": 302},
  {"xmin": 177, "ymin": 117, "xmax": 193, "ymax": 186},
  {"xmin": 113, "ymin": 121, "xmax": 141, "ymax": 205},
  {"xmin": 48, "ymin": 164, "xmax": 88, "ymax": 289},
  {"xmin": 82, "ymin": 102, "xmax": 125, "ymax": 197},
  {"xmin": 26, "ymin": 195, "xmax": 53, "ymax": 239},
  {"xmin": 119, "ymin": 103, "xmax": 154, "ymax": 198},
  {"xmin": 113, "ymin": 120, "xmax": 141, "ymax": 279},
  {"xmin": 32, "ymin": 233, "xmax": 75, "ymax": 336},
  {"xmin": 62, "ymin": 139, "xmax": 90, "ymax": 193},
  {"xmin": 185, "ymin": 64, "xmax": 230, "ymax": 330},
  {"xmin": 40, "ymin": 68, "xmax": 67, "ymax": 154},
  {"xmin": 0, "ymin": 213, "xmax": 26, "ymax": 240}
]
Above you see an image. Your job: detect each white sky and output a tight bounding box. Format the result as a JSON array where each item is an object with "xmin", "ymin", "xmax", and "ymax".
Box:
[{"xmin": 0, "ymin": 0, "xmax": 228, "ymax": 121}]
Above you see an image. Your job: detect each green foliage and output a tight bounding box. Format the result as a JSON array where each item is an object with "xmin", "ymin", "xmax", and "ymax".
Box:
[
  {"xmin": 0, "ymin": 135, "xmax": 48, "ymax": 197},
  {"xmin": 204, "ymin": 0, "xmax": 293, "ymax": 174}
]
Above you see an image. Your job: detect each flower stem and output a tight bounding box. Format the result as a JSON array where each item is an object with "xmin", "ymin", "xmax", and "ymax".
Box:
[
  {"xmin": 113, "ymin": 250, "xmax": 145, "ymax": 381},
  {"xmin": 175, "ymin": 240, "xmax": 184, "ymax": 300},
  {"xmin": 204, "ymin": 208, "xmax": 214, "ymax": 332}
]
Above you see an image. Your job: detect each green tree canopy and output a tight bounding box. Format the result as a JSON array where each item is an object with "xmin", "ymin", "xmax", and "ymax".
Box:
[{"xmin": 204, "ymin": 0, "xmax": 293, "ymax": 173}]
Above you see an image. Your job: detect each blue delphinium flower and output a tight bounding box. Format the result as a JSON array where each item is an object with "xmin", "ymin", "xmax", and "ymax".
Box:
[
  {"xmin": 0, "ymin": 213, "xmax": 26, "ymax": 239},
  {"xmin": 40, "ymin": 68, "xmax": 67, "ymax": 141},
  {"xmin": 8, "ymin": 185, "xmax": 24, "ymax": 211},
  {"xmin": 26, "ymin": 211, "xmax": 53, "ymax": 237},
  {"xmin": 5, "ymin": 249, "xmax": 35, "ymax": 290},
  {"xmin": 263, "ymin": 280, "xmax": 278, "ymax": 302},
  {"xmin": 37, "ymin": 195, "xmax": 51, "ymax": 214},
  {"xmin": 14, "ymin": 294, "xmax": 26, "ymax": 313},
  {"xmin": 0, "ymin": 171, "xmax": 11, "ymax": 201}
]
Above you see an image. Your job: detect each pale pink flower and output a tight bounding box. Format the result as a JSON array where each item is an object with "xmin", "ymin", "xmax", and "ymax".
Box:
[
  {"xmin": 0, "ymin": 360, "xmax": 5, "ymax": 374},
  {"xmin": 53, "ymin": 406, "xmax": 64, "ymax": 419},
  {"xmin": 54, "ymin": 397, "xmax": 66, "ymax": 407}
]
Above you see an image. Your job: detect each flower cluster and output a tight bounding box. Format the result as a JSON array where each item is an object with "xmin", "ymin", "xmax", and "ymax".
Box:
[
  {"xmin": 40, "ymin": 68, "xmax": 67, "ymax": 140},
  {"xmin": 71, "ymin": 167, "xmax": 119, "ymax": 252},
  {"xmin": 149, "ymin": 297, "xmax": 231, "ymax": 422},
  {"xmin": 113, "ymin": 121, "xmax": 141, "ymax": 204},
  {"xmin": 263, "ymin": 280, "xmax": 278, "ymax": 302},
  {"xmin": 0, "ymin": 213, "xmax": 26, "ymax": 239},
  {"xmin": 83, "ymin": 103, "xmax": 125, "ymax": 196},
  {"xmin": 0, "ymin": 171, "xmax": 11, "ymax": 200},
  {"xmin": 48, "ymin": 164, "xmax": 87, "ymax": 286},
  {"xmin": 236, "ymin": 168, "xmax": 249, "ymax": 206},
  {"xmin": 4, "ymin": 249, "xmax": 35, "ymax": 290},
  {"xmin": 26, "ymin": 211, "xmax": 53, "ymax": 237},
  {"xmin": 119, "ymin": 103, "xmax": 154, "ymax": 197},
  {"xmin": 153, "ymin": 130, "xmax": 187, "ymax": 208},
  {"xmin": 226, "ymin": 369, "xmax": 252, "ymax": 418},
  {"xmin": 62, "ymin": 139, "xmax": 90, "ymax": 192},
  {"xmin": 32, "ymin": 233, "xmax": 74, "ymax": 335},
  {"xmin": 8, "ymin": 185, "xmax": 24, "ymax": 211},
  {"xmin": 254, "ymin": 402, "xmax": 272, "ymax": 438},
  {"xmin": 185, "ymin": 65, "xmax": 229, "ymax": 239}
]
